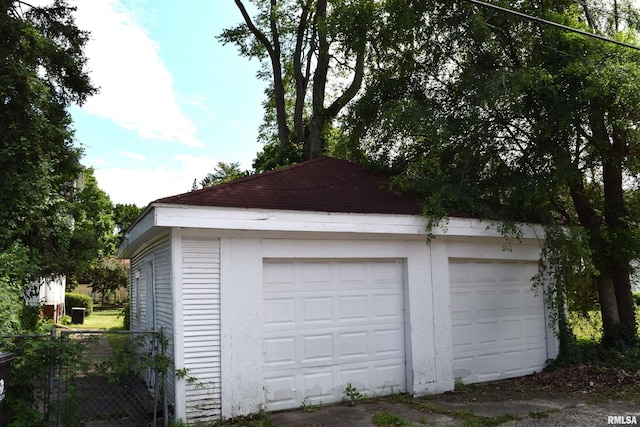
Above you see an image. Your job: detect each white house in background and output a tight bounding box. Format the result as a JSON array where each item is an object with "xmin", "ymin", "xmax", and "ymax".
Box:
[
  {"xmin": 24, "ymin": 276, "xmax": 66, "ymax": 323},
  {"xmin": 118, "ymin": 157, "xmax": 558, "ymax": 424}
]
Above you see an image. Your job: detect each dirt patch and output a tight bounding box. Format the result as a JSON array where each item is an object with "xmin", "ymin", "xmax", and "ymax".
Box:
[{"xmin": 436, "ymin": 365, "xmax": 640, "ymax": 403}]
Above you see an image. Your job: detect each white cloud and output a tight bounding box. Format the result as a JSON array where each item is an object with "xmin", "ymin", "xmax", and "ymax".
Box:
[
  {"xmin": 72, "ymin": 0, "xmax": 204, "ymax": 147},
  {"xmin": 184, "ymin": 95, "xmax": 215, "ymax": 117},
  {"xmin": 93, "ymin": 154, "xmax": 218, "ymax": 206},
  {"xmin": 119, "ymin": 151, "xmax": 147, "ymax": 161}
]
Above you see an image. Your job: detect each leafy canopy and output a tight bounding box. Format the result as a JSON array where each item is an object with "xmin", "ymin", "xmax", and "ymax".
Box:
[
  {"xmin": 345, "ymin": 0, "xmax": 640, "ymax": 346},
  {"xmin": 0, "ymin": 0, "xmax": 97, "ymax": 332}
]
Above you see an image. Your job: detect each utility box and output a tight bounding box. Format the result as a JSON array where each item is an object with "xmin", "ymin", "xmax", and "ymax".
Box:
[
  {"xmin": 0, "ymin": 352, "xmax": 15, "ymax": 427},
  {"xmin": 71, "ymin": 307, "xmax": 86, "ymax": 324}
]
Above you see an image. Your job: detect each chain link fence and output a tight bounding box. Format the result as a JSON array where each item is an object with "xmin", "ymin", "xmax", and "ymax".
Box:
[{"xmin": 0, "ymin": 329, "xmax": 168, "ymax": 427}]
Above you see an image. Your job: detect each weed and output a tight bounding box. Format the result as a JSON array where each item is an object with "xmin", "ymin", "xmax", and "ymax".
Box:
[
  {"xmin": 529, "ymin": 409, "xmax": 558, "ymax": 419},
  {"xmin": 388, "ymin": 392, "xmax": 413, "ymax": 404},
  {"xmin": 454, "ymin": 378, "xmax": 475, "ymax": 392},
  {"xmin": 372, "ymin": 411, "xmax": 410, "ymax": 426},
  {"xmin": 169, "ymin": 419, "xmax": 188, "ymax": 427},
  {"xmin": 345, "ymin": 382, "xmax": 367, "ymax": 404},
  {"xmin": 176, "ymin": 366, "xmax": 201, "ymax": 385},
  {"xmin": 301, "ymin": 398, "xmax": 318, "ymax": 412},
  {"xmin": 223, "ymin": 405, "xmax": 276, "ymax": 427}
]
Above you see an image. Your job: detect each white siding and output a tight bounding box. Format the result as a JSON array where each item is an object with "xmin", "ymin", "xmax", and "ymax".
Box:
[
  {"xmin": 129, "ymin": 234, "xmax": 175, "ymax": 404},
  {"xmin": 130, "ymin": 236, "xmax": 172, "ymax": 333},
  {"xmin": 182, "ymin": 237, "xmax": 221, "ymax": 423}
]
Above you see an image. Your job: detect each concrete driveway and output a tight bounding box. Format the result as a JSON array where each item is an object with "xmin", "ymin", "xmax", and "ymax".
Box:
[{"xmin": 261, "ymin": 396, "xmax": 640, "ymax": 427}]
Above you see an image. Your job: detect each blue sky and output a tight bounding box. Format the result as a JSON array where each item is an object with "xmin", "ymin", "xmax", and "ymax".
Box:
[{"xmin": 64, "ymin": 0, "xmax": 266, "ymax": 206}]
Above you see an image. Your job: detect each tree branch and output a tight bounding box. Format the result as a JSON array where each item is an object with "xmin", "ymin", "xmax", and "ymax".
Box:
[
  {"xmin": 234, "ymin": 0, "xmax": 290, "ymax": 150},
  {"xmin": 325, "ymin": 43, "xmax": 366, "ymax": 118},
  {"xmin": 293, "ymin": 1, "xmax": 312, "ymax": 143}
]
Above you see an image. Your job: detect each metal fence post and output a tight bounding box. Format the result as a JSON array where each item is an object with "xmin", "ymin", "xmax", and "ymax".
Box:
[
  {"xmin": 162, "ymin": 327, "xmax": 168, "ymax": 427},
  {"xmin": 47, "ymin": 329, "xmax": 56, "ymax": 427}
]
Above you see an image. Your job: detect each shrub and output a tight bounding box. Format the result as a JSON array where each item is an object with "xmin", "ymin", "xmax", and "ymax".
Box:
[
  {"xmin": 633, "ymin": 292, "xmax": 640, "ymax": 307},
  {"xmin": 65, "ymin": 292, "xmax": 93, "ymax": 316},
  {"xmin": 120, "ymin": 302, "xmax": 130, "ymax": 330}
]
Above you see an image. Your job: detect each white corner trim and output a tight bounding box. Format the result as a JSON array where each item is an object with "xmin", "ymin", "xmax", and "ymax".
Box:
[{"xmin": 170, "ymin": 228, "xmax": 186, "ymax": 421}]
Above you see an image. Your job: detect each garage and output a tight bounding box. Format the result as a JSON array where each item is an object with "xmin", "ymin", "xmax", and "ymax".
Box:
[
  {"xmin": 263, "ymin": 259, "xmax": 406, "ymax": 410},
  {"xmin": 120, "ymin": 157, "xmax": 558, "ymax": 421},
  {"xmin": 449, "ymin": 259, "xmax": 548, "ymax": 383}
]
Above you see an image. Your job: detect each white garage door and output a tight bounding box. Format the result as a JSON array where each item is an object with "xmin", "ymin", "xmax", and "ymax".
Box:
[
  {"xmin": 450, "ymin": 259, "xmax": 548, "ymax": 383},
  {"xmin": 263, "ymin": 259, "xmax": 406, "ymax": 411}
]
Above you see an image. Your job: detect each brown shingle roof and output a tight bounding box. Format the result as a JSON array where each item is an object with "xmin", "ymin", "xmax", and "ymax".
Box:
[{"xmin": 154, "ymin": 157, "xmax": 422, "ymax": 215}]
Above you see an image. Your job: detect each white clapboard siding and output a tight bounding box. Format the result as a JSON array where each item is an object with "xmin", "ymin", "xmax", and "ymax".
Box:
[
  {"xmin": 182, "ymin": 237, "xmax": 221, "ymax": 423},
  {"xmin": 129, "ymin": 235, "xmax": 176, "ymax": 404}
]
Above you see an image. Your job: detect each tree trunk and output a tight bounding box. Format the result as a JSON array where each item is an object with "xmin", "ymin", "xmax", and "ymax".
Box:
[
  {"xmin": 293, "ymin": 3, "xmax": 312, "ymax": 145},
  {"xmin": 612, "ymin": 267, "xmax": 637, "ymax": 342},
  {"xmin": 595, "ymin": 270, "xmax": 623, "ymax": 347},
  {"xmin": 234, "ymin": 0, "xmax": 290, "ymax": 151},
  {"xmin": 591, "ymin": 108, "xmax": 637, "ymax": 343},
  {"xmin": 307, "ymin": 0, "xmax": 328, "ymax": 160},
  {"xmin": 307, "ymin": 113, "xmax": 325, "ymax": 159}
]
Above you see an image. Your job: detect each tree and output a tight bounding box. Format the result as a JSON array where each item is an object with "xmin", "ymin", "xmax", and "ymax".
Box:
[
  {"xmin": 113, "ymin": 203, "xmax": 143, "ymax": 237},
  {"xmin": 220, "ymin": 0, "xmax": 379, "ymax": 166},
  {"xmin": 346, "ymin": 0, "xmax": 640, "ymax": 346},
  {"xmin": 196, "ymin": 161, "xmax": 250, "ymax": 188},
  {"xmin": 0, "ymin": 0, "xmax": 95, "ymax": 332},
  {"xmin": 67, "ymin": 167, "xmax": 116, "ymax": 280},
  {"xmin": 88, "ymin": 257, "xmax": 129, "ymax": 307},
  {"xmin": 0, "ymin": 0, "xmax": 96, "ymax": 278}
]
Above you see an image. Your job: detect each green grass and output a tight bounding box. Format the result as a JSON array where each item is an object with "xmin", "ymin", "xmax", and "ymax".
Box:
[
  {"xmin": 570, "ymin": 306, "xmax": 640, "ymax": 341},
  {"xmin": 67, "ymin": 308, "xmax": 124, "ymax": 330}
]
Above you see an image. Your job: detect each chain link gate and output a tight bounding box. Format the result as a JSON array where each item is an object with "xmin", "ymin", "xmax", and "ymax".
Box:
[{"xmin": 1, "ymin": 329, "xmax": 169, "ymax": 427}]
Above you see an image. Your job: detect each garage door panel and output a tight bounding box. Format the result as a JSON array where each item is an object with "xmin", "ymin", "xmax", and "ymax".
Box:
[
  {"xmin": 451, "ymin": 292, "xmax": 473, "ymax": 317},
  {"xmin": 477, "ymin": 291, "xmax": 497, "ymax": 312},
  {"xmin": 527, "ymin": 347, "xmax": 548, "ymax": 367},
  {"xmin": 340, "ymin": 332, "xmax": 368, "ymax": 358},
  {"xmin": 303, "ymin": 372, "xmax": 334, "ymax": 399},
  {"xmin": 303, "ymin": 297, "xmax": 333, "ymax": 323},
  {"xmin": 303, "ymin": 334, "xmax": 333, "ymax": 363},
  {"xmin": 264, "ymin": 259, "xmax": 406, "ymax": 410},
  {"xmin": 499, "ymin": 290, "xmax": 521, "ymax": 311},
  {"xmin": 476, "ymin": 322, "xmax": 498, "ymax": 344},
  {"xmin": 375, "ymin": 328, "xmax": 404, "ymax": 356},
  {"xmin": 264, "ymin": 376, "xmax": 296, "ymax": 405},
  {"xmin": 373, "ymin": 263, "xmax": 403, "ymax": 282},
  {"xmin": 450, "ymin": 260, "xmax": 547, "ymax": 384},
  {"xmin": 264, "ymin": 262, "xmax": 296, "ymax": 286},
  {"xmin": 526, "ymin": 318, "xmax": 546, "ymax": 339},
  {"xmin": 339, "ymin": 295, "xmax": 368, "ymax": 320},
  {"xmin": 504, "ymin": 350, "xmax": 525, "ymax": 372},
  {"xmin": 264, "ymin": 337, "xmax": 296, "ymax": 367},
  {"xmin": 475, "ymin": 262, "xmax": 497, "ymax": 282},
  {"xmin": 375, "ymin": 363, "xmax": 406, "ymax": 389},
  {"xmin": 337, "ymin": 262, "xmax": 367, "ymax": 283},
  {"xmin": 502, "ymin": 319, "xmax": 523, "ymax": 341},
  {"xmin": 373, "ymin": 292, "xmax": 404, "ymax": 319},
  {"xmin": 302, "ymin": 263, "xmax": 332, "ymax": 285},
  {"xmin": 264, "ymin": 298, "xmax": 296, "ymax": 326}
]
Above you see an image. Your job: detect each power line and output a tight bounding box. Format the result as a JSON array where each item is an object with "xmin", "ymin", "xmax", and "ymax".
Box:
[{"xmin": 464, "ymin": 0, "xmax": 640, "ymax": 52}]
